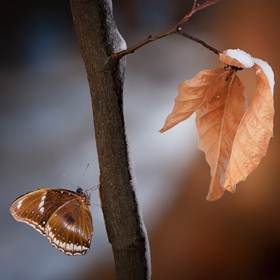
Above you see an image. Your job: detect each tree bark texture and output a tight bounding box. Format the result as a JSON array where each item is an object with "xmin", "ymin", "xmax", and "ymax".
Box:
[{"xmin": 70, "ymin": 1, "xmax": 150, "ymax": 279}]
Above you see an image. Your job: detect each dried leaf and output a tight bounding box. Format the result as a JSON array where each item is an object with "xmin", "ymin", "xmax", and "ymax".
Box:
[
  {"xmin": 196, "ymin": 72, "xmax": 245, "ymax": 200},
  {"xmin": 160, "ymin": 68, "xmax": 225, "ymax": 132},
  {"xmin": 160, "ymin": 49, "xmax": 274, "ymax": 201},
  {"xmin": 223, "ymin": 63, "xmax": 274, "ymax": 191}
]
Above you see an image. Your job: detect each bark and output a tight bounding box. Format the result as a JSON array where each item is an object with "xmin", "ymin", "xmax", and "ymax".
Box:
[{"xmin": 70, "ymin": 1, "xmax": 150, "ymax": 279}]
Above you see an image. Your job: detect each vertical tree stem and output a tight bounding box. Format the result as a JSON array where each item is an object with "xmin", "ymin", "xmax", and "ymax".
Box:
[{"xmin": 70, "ymin": 1, "xmax": 150, "ymax": 279}]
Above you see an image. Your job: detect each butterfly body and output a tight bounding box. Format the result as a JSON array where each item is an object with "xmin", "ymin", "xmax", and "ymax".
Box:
[{"xmin": 10, "ymin": 187, "xmax": 93, "ymax": 256}]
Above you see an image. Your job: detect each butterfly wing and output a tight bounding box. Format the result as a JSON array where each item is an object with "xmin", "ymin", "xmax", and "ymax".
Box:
[
  {"xmin": 45, "ymin": 198, "xmax": 93, "ymax": 256},
  {"xmin": 10, "ymin": 188, "xmax": 79, "ymax": 235}
]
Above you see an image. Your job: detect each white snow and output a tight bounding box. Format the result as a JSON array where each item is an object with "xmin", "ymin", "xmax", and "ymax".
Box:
[
  {"xmin": 254, "ymin": 58, "xmax": 275, "ymax": 94},
  {"xmin": 224, "ymin": 49, "xmax": 275, "ymax": 94},
  {"xmin": 224, "ymin": 49, "xmax": 254, "ymax": 68}
]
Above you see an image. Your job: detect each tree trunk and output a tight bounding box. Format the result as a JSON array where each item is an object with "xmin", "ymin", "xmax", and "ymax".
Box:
[{"xmin": 70, "ymin": 0, "xmax": 150, "ymax": 279}]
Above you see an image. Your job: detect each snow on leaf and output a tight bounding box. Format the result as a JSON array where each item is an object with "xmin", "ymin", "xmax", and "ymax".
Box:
[
  {"xmin": 219, "ymin": 49, "xmax": 254, "ymax": 69},
  {"xmin": 254, "ymin": 58, "xmax": 275, "ymax": 93}
]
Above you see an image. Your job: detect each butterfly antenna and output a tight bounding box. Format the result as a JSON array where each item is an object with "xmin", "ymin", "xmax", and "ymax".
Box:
[
  {"xmin": 80, "ymin": 163, "xmax": 100, "ymax": 192},
  {"xmin": 85, "ymin": 184, "xmax": 100, "ymax": 192},
  {"xmin": 82, "ymin": 163, "xmax": 90, "ymax": 177}
]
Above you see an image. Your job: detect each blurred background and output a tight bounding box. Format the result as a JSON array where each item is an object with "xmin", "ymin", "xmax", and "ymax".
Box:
[{"xmin": 0, "ymin": 0, "xmax": 279, "ymax": 279}]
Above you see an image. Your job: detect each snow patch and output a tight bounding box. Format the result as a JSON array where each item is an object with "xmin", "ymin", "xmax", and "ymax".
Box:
[
  {"xmin": 254, "ymin": 58, "xmax": 275, "ymax": 94},
  {"xmin": 224, "ymin": 49, "xmax": 254, "ymax": 68}
]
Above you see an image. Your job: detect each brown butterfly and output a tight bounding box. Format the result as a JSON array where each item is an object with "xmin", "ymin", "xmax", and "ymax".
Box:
[{"xmin": 10, "ymin": 187, "xmax": 93, "ymax": 256}]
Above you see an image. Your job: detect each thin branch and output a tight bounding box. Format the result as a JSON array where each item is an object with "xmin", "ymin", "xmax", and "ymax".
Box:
[
  {"xmin": 111, "ymin": 29, "xmax": 176, "ymax": 59},
  {"xmin": 177, "ymin": 30, "xmax": 220, "ymax": 55},
  {"xmin": 112, "ymin": 0, "xmax": 220, "ymax": 60}
]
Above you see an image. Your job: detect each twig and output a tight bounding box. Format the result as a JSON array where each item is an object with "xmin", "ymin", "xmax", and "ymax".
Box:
[
  {"xmin": 112, "ymin": 0, "xmax": 220, "ymax": 60},
  {"xmin": 177, "ymin": 29, "xmax": 220, "ymax": 55},
  {"xmin": 176, "ymin": 0, "xmax": 219, "ymax": 27},
  {"xmin": 111, "ymin": 29, "xmax": 176, "ymax": 59}
]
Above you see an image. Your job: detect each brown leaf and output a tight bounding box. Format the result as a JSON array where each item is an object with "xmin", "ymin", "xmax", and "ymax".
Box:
[
  {"xmin": 160, "ymin": 68, "xmax": 225, "ymax": 132},
  {"xmin": 196, "ymin": 72, "xmax": 245, "ymax": 201},
  {"xmin": 160, "ymin": 49, "xmax": 274, "ymax": 201},
  {"xmin": 223, "ymin": 64, "xmax": 274, "ymax": 191}
]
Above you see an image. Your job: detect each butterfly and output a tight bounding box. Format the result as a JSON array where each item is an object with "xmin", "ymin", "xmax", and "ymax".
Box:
[{"xmin": 10, "ymin": 187, "xmax": 93, "ymax": 256}]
